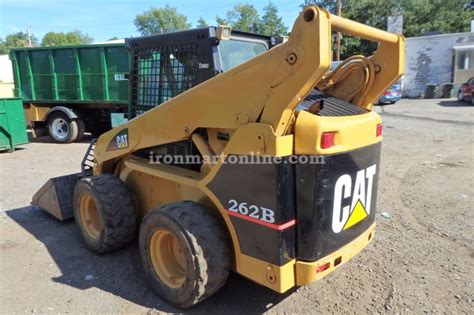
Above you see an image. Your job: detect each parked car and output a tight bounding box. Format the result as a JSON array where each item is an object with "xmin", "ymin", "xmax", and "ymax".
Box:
[
  {"xmin": 378, "ymin": 82, "xmax": 402, "ymax": 104},
  {"xmin": 457, "ymin": 77, "xmax": 474, "ymax": 103}
]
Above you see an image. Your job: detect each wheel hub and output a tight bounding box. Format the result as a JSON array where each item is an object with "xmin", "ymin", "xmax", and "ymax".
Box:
[
  {"xmin": 79, "ymin": 194, "xmax": 103, "ymax": 239},
  {"xmin": 51, "ymin": 118, "xmax": 69, "ymax": 140},
  {"xmin": 149, "ymin": 229, "xmax": 187, "ymax": 288}
]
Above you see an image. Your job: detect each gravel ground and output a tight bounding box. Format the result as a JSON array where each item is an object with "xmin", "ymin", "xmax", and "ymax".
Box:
[{"xmin": 0, "ymin": 98, "xmax": 473, "ymax": 314}]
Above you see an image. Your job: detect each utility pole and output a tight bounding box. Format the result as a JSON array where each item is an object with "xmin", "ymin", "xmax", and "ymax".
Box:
[
  {"xmin": 336, "ymin": 0, "xmax": 342, "ymax": 61},
  {"xmin": 26, "ymin": 21, "xmax": 32, "ymax": 47}
]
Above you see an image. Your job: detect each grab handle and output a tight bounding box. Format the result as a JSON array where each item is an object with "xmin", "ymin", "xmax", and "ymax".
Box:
[{"xmin": 331, "ymin": 14, "xmax": 399, "ymax": 44}]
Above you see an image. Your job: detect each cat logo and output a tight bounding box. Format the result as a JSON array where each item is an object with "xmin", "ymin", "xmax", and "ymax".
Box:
[
  {"xmin": 106, "ymin": 128, "xmax": 129, "ymax": 151},
  {"xmin": 116, "ymin": 134, "xmax": 128, "ymax": 148},
  {"xmin": 332, "ymin": 165, "xmax": 376, "ymax": 233}
]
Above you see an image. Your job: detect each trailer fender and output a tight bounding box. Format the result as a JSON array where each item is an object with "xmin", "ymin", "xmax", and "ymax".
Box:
[{"xmin": 44, "ymin": 106, "xmax": 79, "ymax": 121}]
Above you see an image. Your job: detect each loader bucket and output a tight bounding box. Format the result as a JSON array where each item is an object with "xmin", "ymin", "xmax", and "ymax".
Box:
[{"xmin": 32, "ymin": 173, "xmax": 81, "ymax": 221}]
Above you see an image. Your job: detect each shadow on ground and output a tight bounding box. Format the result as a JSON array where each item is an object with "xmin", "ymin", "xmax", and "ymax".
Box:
[
  {"xmin": 27, "ymin": 132, "xmax": 94, "ymax": 144},
  {"xmin": 438, "ymin": 100, "xmax": 472, "ymax": 107},
  {"xmin": 6, "ymin": 205, "xmax": 293, "ymax": 313}
]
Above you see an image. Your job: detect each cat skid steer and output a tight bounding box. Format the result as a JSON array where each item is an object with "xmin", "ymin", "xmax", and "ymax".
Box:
[{"xmin": 32, "ymin": 6, "xmax": 404, "ymax": 308}]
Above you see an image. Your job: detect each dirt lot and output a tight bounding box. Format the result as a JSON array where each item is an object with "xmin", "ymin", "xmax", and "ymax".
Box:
[{"xmin": 0, "ymin": 98, "xmax": 473, "ymax": 314}]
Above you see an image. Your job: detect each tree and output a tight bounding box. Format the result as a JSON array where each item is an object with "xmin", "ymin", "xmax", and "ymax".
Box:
[
  {"xmin": 197, "ymin": 17, "xmax": 208, "ymax": 28},
  {"xmin": 216, "ymin": 3, "xmax": 288, "ymax": 35},
  {"xmin": 41, "ymin": 30, "xmax": 93, "ymax": 46},
  {"xmin": 216, "ymin": 16, "xmax": 227, "ymax": 26},
  {"xmin": 135, "ymin": 5, "xmax": 191, "ymax": 35},
  {"xmin": 301, "ymin": 0, "xmax": 473, "ymax": 59},
  {"xmin": 300, "ymin": 0, "xmax": 349, "ymax": 13},
  {"xmin": 216, "ymin": 4, "xmax": 262, "ymax": 33},
  {"xmin": 0, "ymin": 32, "xmax": 38, "ymax": 54},
  {"xmin": 260, "ymin": 2, "xmax": 288, "ymax": 36},
  {"xmin": 0, "ymin": 42, "xmax": 6, "ymax": 55},
  {"xmin": 108, "ymin": 36, "xmax": 120, "ymax": 41},
  {"xmin": 399, "ymin": 0, "xmax": 472, "ymax": 37}
]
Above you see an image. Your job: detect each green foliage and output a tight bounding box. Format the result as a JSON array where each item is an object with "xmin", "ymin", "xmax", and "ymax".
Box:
[
  {"xmin": 41, "ymin": 30, "xmax": 93, "ymax": 46},
  {"xmin": 197, "ymin": 17, "xmax": 208, "ymax": 28},
  {"xmin": 135, "ymin": 5, "xmax": 191, "ymax": 35},
  {"xmin": 300, "ymin": 0, "xmax": 349, "ymax": 13},
  {"xmin": 216, "ymin": 16, "xmax": 227, "ymax": 26},
  {"xmin": 216, "ymin": 2, "xmax": 288, "ymax": 36},
  {"xmin": 217, "ymin": 4, "xmax": 261, "ymax": 33},
  {"xmin": 260, "ymin": 2, "xmax": 288, "ymax": 36},
  {"xmin": 301, "ymin": 0, "xmax": 473, "ymax": 59},
  {"xmin": 108, "ymin": 36, "xmax": 120, "ymax": 41},
  {"xmin": 0, "ymin": 32, "xmax": 38, "ymax": 54},
  {"xmin": 400, "ymin": 0, "xmax": 472, "ymax": 37}
]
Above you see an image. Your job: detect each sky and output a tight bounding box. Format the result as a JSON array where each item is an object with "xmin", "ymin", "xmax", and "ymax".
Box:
[{"xmin": 0, "ymin": 0, "xmax": 303, "ymax": 42}]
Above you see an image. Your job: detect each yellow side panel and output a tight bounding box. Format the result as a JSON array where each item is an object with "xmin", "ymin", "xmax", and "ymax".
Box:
[
  {"xmin": 23, "ymin": 103, "xmax": 49, "ymax": 126},
  {"xmin": 296, "ymin": 223, "xmax": 375, "ymax": 285},
  {"xmin": 294, "ymin": 110, "xmax": 382, "ymax": 155},
  {"xmin": 118, "ymin": 158, "xmax": 210, "ymax": 219},
  {"xmin": 238, "ymin": 255, "xmax": 296, "ymax": 293}
]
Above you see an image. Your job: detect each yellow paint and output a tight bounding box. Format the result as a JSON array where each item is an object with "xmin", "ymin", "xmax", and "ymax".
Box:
[
  {"xmin": 237, "ymin": 254, "xmax": 296, "ymax": 293},
  {"xmin": 343, "ymin": 200, "xmax": 368, "ymax": 230},
  {"xmin": 294, "ymin": 110, "xmax": 382, "ymax": 155},
  {"xmin": 149, "ymin": 229, "xmax": 187, "ymax": 288},
  {"xmin": 296, "ymin": 223, "xmax": 376, "ymax": 286},
  {"xmin": 23, "ymin": 103, "xmax": 49, "ymax": 126},
  {"xmin": 86, "ymin": 5, "xmax": 404, "ymax": 293}
]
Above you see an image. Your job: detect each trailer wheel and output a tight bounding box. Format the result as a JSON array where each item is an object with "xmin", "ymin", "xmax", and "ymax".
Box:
[
  {"xmin": 73, "ymin": 174, "xmax": 137, "ymax": 254},
  {"xmin": 139, "ymin": 201, "xmax": 230, "ymax": 308},
  {"xmin": 47, "ymin": 112, "xmax": 84, "ymax": 143}
]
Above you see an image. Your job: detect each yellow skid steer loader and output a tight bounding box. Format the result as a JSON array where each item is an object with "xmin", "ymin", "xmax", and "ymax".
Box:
[{"xmin": 32, "ymin": 6, "xmax": 404, "ymax": 308}]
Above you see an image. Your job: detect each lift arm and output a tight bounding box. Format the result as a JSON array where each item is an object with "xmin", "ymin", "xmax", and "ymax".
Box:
[{"xmin": 93, "ymin": 6, "xmax": 404, "ymax": 173}]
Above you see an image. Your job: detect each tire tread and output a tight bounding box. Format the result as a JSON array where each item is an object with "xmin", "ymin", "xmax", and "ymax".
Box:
[{"xmin": 74, "ymin": 174, "xmax": 137, "ymax": 254}]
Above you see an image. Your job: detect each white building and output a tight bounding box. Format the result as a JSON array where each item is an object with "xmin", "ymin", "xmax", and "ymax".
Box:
[
  {"xmin": 0, "ymin": 54, "xmax": 14, "ymax": 97},
  {"xmin": 403, "ymin": 32, "xmax": 474, "ymax": 97}
]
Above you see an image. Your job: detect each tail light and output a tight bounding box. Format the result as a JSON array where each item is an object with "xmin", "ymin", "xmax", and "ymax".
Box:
[
  {"xmin": 316, "ymin": 262, "xmax": 330, "ymax": 273},
  {"xmin": 376, "ymin": 124, "xmax": 383, "ymax": 137},
  {"xmin": 384, "ymin": 90, "xmax": 391, "ymax": 96},
  {"xmin": 321, "ymin": 132, "xmax": 335, "ymax": 149}
]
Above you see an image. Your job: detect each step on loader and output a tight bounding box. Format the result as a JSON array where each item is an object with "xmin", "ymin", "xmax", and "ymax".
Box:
[{"xmin": 32, "ymin": 5, "xmax": 404, "ymax": 308}]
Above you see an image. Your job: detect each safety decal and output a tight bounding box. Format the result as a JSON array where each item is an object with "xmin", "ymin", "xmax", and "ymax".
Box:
[{"xmin": 332, "ymin": 164, "xmax": 376, "ymax": 233}]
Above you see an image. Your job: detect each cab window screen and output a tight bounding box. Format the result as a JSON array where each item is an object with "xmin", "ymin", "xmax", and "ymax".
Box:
[
  {"xmin": 131, "ymin": 43, "xmax": 199, "ymax": 114},
  {"xmin": 219, "ymin": 40, "xmax": 266, "ymax": 71}
]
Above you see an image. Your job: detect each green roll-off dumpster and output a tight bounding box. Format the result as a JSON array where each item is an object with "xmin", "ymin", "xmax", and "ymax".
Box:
[
  {"xmin": 0, "ymin": 97, "xmax": 29, "ymax": 151},
  {"xmin": 9, "ymin": 43, "xmax": 129, "ymax": 143}
]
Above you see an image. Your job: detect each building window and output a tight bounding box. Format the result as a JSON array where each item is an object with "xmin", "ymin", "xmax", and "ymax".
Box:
[{"xmin": 457, "ymin": 50, "xmax": 474, "ymax": 70}]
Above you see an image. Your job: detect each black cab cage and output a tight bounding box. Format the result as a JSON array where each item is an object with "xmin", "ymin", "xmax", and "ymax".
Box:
[{"xmin": 125, "ymin": 27, "xmax": 274, "ymax": 117}]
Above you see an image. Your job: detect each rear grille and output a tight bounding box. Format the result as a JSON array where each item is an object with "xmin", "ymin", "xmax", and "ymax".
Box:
[{"xmin": 297, "ymin": 89, "xmax": 368, "ymax": 116}]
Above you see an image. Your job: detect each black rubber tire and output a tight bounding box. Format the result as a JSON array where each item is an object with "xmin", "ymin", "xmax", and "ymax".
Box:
[
  {"xmin": 73, "ymin": 174, "xmax": 137, "ymax": 254},
  {"xmin": 47, "ymin": 112, "xmax": 83, "ymax": 143},
  {"xmin": 139, "ymin": 201, "xmax": 230, "ymax": 308},
  {"xmin": 76, "ymin": 119, "xmax": 85, "ymax": 141}
]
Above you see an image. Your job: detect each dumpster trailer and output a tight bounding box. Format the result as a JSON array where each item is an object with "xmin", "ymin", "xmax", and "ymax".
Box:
[
  {"xmin": 10, "ymin": 28, "xmax": 273, "ymax": 143},
  {"xmin": 10, "ymin": 43, "xmax": 129, "ymax": 142},
  {"xmin": 32, "ymin": 6, "xmax": 404, "ymax": 308}
]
